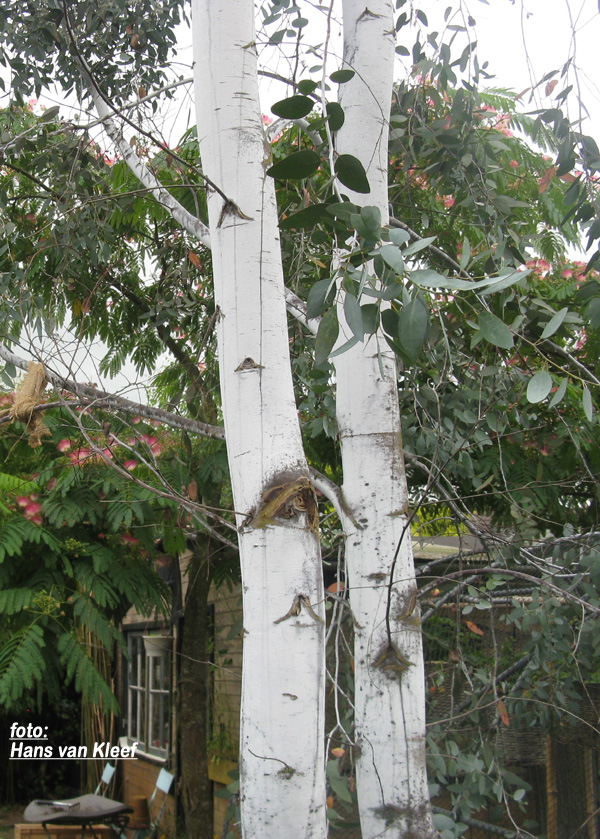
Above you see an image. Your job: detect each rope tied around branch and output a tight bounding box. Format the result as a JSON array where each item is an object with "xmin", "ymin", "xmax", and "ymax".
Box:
[{"xmin": 8, "ymin": 361, "xmax": 50, "ymax": 447}]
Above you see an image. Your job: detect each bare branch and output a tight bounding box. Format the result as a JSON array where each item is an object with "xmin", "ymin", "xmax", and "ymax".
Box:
[{"xmin": 0, "ymin": 344, "xmax": 224, "ymax": 441}]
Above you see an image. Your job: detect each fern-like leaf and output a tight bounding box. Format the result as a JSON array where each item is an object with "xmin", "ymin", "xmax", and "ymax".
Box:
[
  {"xmin": 58, "ymin": 633, "xmax": 119, "ymax": 714},
  {"xmin": 0, "ymin": 624, "xmax": 46, "ymax": 706}
]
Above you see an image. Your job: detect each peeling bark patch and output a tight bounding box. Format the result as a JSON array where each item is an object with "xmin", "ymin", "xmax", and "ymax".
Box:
[{"xmin": 252, "ymin": 476, "xmax": 319, "ymax": 530}]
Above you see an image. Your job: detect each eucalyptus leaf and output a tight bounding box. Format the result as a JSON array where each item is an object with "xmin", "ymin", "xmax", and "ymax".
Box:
[
  {"xmin": 344, "ymin": 292, "xmax": 364, "ymax": 340},
  {"xmin": 314, "ymin": 308, "xmax": 339, "ymax": 367},
  {"xmin": 379, "ymin": 245, "xmax": 404, "ymax": 275},
  {"xmin": 478, "ymin": 312, "xmax": 513, "ymax": 349},
  {"xmin": 583, "ymin": 385, "xmax": 594, "ymax": 422},
  {"xmin": 403, "ymin": 236, "xmax": 436, "ymax": 258},
  {"xmin": 279, "ymin": 204, "xmax": 330, "ymax": 230},
  {"xmin": 526, "ymin": 370, "xmax": 552, "ymax": 403},
  {"xmin": 398, "ymin": 297, "xmax": 429, "ymax": 360},
  {"xmin": 335, "ymin": 154, "xmax": 370, "ymax": 194},
  {"xmin": 307, "ymin": 278, "xmax": 335, "ymax": 319},
  {"xmin": 266, "ymin": 150, "xmax": 320, "ymax": 180},
  {"xmin": 541, "ymin": 307, "xmax": 568, "ymax": 339},
  {"xmin": 271, "ymin": 95, "xmax": 315, "ymax": 119},
  {"xmin": 326, "ymin": 102, "xmax": 345, "ymax": 131},
  {"xmin": 389, "ymin": 227, "xmax": 411, "ymax": 246},
  {"xmin": 360, "ymin": 205, "xmax": 381, "ymax": 233},
  {"xmin": 548, "ymin": 378, "xmax": 567, "ymax": 408},
  {"xmin": 40, "ymin": 105, "xmax": 60, "ymax": 122},
  {"xmin": 330, "ymin": 69, "xmax": 355, "ymax": 83},
  {"xmin": 361, "ymin": 303, "xmax": 380, "ymax": 334}
]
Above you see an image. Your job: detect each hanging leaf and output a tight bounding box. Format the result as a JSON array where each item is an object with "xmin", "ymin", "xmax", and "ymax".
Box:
[
  {"xmin": 326, "ymin": 102, "xmax": 345, "ymax": 131},
  {"xmin": 538, "ymin": 166, "xmax": 557, "ymax": 194},
  {"xmin": 335, "ymin": 154, "xmax": 370, "ymax": 194},
  {"xmin": 379, "ymin": 245, "xmax": 404, "ymax": 275},
  {"xmin": 541, "ymin": 307, "xmax": 568, "ymax": 339},
  {"xmin": 267, "ymin": 150, "xmax": 320, "ymax": 180},
  {"xmin": 478, "ymin": 312, "xmax": 513, "ymax": 350},
  {"xmin": 398, "ymin": 298, "xmax": 428, "ymax": 360},
  {"xmin": 344, "ymin": 292, "xmax": 364, "ymax": 340},
  {"xmin": 465, "ymin": 620, "xmax": 484, "ymax": 636},
  {"xmin": 314, "ymin": 308, "xmax": 339, "ymax": 367},
  {"xmin": 497, "ymin": 700, "xmax": 510, "ymax": 727},
  {"xmin": 361, "ymin": 304, "xmax": 379, "ymax": 334},
  {"xmin": 40, "ymin": 105, "xmax": 60, "ymax": 122},
  {"xmin": 360, "ymin": 205, "xmax": 381, "ymax": 233},
  {"xmin": 307, "ymin": 278, "xmax": 335, "ymax": 319},
  {"xmin": 389, "ymin": 228, "xmax": 411, "ymax": 247},
  {"xmin": 526, "ymin": 370, "xmax": 553, "ymax": 403},
  {"xmin": 279, "ymin": 204, "xmax": 330, "ymax": 230},
  {"xmin": 330, "ymin": 69, "xmax": 355, "ymax": 84},
  {"xmin": 583, "ymin": 385, "xmax": 593, "ymax": 421},
  {"xmin": 297, "ymin": 79, "xmax": 319, "ymax": 95},
  {"xmin": 548, "ymin": 378, "xmax": 567, "ymax": 409},
  {"xmin": 271, "ymin": 95, "xmax": 315, "ymax": 119}
]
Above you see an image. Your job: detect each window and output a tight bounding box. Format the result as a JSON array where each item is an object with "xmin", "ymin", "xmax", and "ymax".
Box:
[{"xmin": 125, "ymin": 632, "xmax": 171, "ymax": 758}]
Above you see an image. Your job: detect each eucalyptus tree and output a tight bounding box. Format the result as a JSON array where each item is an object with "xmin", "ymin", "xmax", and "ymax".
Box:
[{"xmin": 0, "ymin": 2, "xmax": 599, "ymax": 839}]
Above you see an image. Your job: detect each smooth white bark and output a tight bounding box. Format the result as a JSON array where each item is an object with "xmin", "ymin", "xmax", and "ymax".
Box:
[
  {"xmin": 334, "ymin": 1, "xmax": 435, "ymax": 836},
  {"xmin": 192, "ymin": 2, "xmax": 327, "ymax": 837}
]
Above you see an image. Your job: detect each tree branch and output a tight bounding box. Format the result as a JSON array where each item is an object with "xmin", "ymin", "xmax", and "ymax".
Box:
[
  {"xmin": 0, "ymin": 343, "xmax": 224, "ymax": 441},
  {"xmin": 90, "ymin": 88, "xmax": 211, "ymax": 249},
  {"xmin": 309, "ymin": 467, "xmax": 355, "ymax": 531}
]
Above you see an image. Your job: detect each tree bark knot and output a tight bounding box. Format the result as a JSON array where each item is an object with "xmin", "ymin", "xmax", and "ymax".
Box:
[
  {"xmin": 274, "ymin": 593, "xmax": 324, "ymax": 625},
  {"xmin": 372, "ymin": 642, "xmax": 412, "ymax": 677},
  {"xmin": 252, "ymin": 477, "xmax": 319, "ymax": 530}
]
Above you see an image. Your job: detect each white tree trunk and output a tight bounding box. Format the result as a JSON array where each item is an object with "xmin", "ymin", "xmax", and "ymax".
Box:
[
  {"xmin": 192, "ymin": 2, "xmax": 327, "ymax": 837},
  {"xmin": 334, "ymin": 1, "xmax": 436, "ymax": 836}
]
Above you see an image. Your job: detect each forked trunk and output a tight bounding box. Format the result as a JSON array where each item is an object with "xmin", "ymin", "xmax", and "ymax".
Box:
[
  {"xmin": 192, "ymin": 2, "xmax": 327, "ymax": 837},
  {"xmin": 334, "ymin": 1, "xmax": 435, "ymax": 836}
]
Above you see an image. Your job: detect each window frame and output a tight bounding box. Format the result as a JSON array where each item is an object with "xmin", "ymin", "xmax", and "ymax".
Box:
[{"xmin": 124, "ymin": 629, "xmax": 171, "ymax": 760}]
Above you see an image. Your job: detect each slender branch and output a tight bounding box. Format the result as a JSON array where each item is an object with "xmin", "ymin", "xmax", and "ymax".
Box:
[
  {"xmin": 285, "ymin": 288, "xmax": 319, "ymax": 334},
  {"xmin": 389, "ymin": 216, "xmax": 471, "ymax": 279},
  {"xmin": 418, "ymin": 566, "xmax": 600, "ymax": 616},
  {"xmin": 309, "ymin": 466, "xmax": 356, "ymax": 531}
]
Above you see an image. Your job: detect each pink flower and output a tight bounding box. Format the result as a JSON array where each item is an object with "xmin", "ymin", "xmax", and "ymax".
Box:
[
  {"xmin": 69, "ymin": 447, "xmax": 91, "ymax": 464},
  {"xmin": 131, "ymin": 416, "xmax": 142, "ymax": 424},
  {"xmin": 24, "ymin": 502, "xmax": 42, "ymax": 517},
  {"xmin": 57, "ymin": 439, "xmax": 72, "ymax": 452},
  {"xmin": 121, "ymin": 533, "xmax": 140, "ymax": 545},
  {"xmin": 262, "ymin": 114, "xmax": 273, "ymax": 126},
  {"xmin": 16, "ymin": 496, "xmax": 30, "ymax": 508},
  {"xmin": 509, "ymin": 160, "xmax": 519, "ymax": 169},
  {"xmin": 123, "ymin": 460, "xmax": 138, "ymax": 471},
  {"xmin": 442, "ymin": 196, "xmax": 455, "ymax": 208}
]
